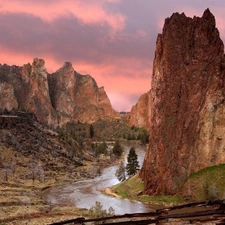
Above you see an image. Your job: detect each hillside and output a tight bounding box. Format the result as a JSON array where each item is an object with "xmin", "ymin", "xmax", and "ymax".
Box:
[
  {"xmin": 0, "ymin": 111, "xmax": 118, "ymax": 224},
  {"xmin": 180, "ymin": 164, "xmax": 225, "ymax": 201}
]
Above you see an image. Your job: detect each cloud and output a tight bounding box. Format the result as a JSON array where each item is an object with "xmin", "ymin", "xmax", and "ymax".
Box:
[
  {"xmin": 0, "ymin": 0, "xmax": 225, "ymax": 112},
  {"xmin": 72, "ymin": 57, "xmax": 152, "ymax": 111},
  {"xmin": 0, "ymin": 0, "xmax": 126, "ymax": 33}
]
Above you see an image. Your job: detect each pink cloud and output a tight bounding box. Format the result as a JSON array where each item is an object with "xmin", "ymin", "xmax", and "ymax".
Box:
[
  {"xmin": 0, "ymin": 0, "xmax": 126, "ymax": 33},
  {"xmin": 212, "ymin": 8, "xmax": 225, "ymax": 40},
  {"xmin": 72, "ymin": 58, "xmax": 152, "ymax": 111},
  {"xmin": 1, "ymin": 1, "xmax": 224, "ymax": 112},
  {"xmin": 0, "ymin": 47, "xmax": 60, "ymax": 72}
]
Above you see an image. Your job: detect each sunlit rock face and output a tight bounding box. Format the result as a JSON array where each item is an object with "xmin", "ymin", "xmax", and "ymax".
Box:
[
  {"xmin": 0, "ymin": 58, "xmax": 57, "ymax": 125},
  {"xmin": 23, "ymin": 58, "xmax": 57, "ymax": 125},
  {"xmin": 139, "ymin": 9, "xmax": 225, "ymax": 195},
  {"xmin": 48, "ymin": 62, "xmax": 118, "ymax": 125},
  {"xmin": 72, "ymin": 73, "xmax": 119, "ymax": 123},
  {"xmin": 0, "ymin": 59, "xmax": 118, "ymax": 126},
  {"xmin": 128, "ymin": 91, "xmax": 152, "ymax": 130}
]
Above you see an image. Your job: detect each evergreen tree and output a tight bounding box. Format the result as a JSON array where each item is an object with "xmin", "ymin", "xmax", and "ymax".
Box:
[
  {"xmin": 90, "ymin": 124, "xmax": 94, "ymax": 138},
  {"xmin": 126, "ymin": 147, "xmax": 139, "ymax": 176},
  {"xmin": 112, "ymin": 140, "xmax": 123, "ymax": 157},
  {"xmin": 115, "ymin": 161, "xmax": 126, "ymax": 181}
]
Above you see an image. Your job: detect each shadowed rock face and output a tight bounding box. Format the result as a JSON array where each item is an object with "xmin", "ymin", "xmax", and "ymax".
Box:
[
  {"xmin": 128, "ymin": 91, "xmax": 152, "ymax": 131},
  {"xmin": 0, "ymin": 59, "xmax": 118, "ymax": 126},
  {"xmin": 0, "ymin": 82, "xmax": 18, "ymax": 110},
  {"xmin": 140, "ymin": 9, "xmax": 225, "ymax": 195}
]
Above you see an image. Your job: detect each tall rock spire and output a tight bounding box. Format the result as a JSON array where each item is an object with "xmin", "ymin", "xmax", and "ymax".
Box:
[{"xmin": 139, "ymin": 9, "xmax": 225, "ymax": 195}]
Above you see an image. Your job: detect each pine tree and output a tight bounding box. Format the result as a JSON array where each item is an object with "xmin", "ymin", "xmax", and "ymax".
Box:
[
  {"xmin": 115, "ymin": 161, "xmax": 126, "ymax": 181},
  {"xmin": 112, "ymin": 140, "xmax": 123, "ymax": 157},
  {"xmin": 126, "ymin": 147, "xmax": 139, "ymax": 176}
]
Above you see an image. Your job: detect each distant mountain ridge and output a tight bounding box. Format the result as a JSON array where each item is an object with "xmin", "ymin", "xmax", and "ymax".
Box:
[{"xmin": 0, "ymin": 58, "xmax": 119, "ymax": 127}]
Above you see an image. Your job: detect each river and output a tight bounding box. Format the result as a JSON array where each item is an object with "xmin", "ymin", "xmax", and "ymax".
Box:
[{"xmin": 45, "ymin": 143, "xmax": 158, "ymax": 214}]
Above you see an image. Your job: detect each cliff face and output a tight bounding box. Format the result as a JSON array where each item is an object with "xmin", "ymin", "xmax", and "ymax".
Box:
[
  {"xmin": 0, "ymin": 82, "xmax": 18, "ymax": 111},
  {"xmin": 140, "ymin": 9, "xmax": 225, "ymax": 195},
  {"xmin": 0, "ymin": 59, "xmax": 118, "ymax": 126},
  {"xmin": 128, "ymin": 91, "xmax": 152, "ymax": 130}
]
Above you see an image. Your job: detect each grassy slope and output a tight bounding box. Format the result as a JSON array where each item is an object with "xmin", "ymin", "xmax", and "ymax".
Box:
[
  {"xmin": 112, "ymin": 174, "xmax": 183, "ymax": 206},
  {"xmin": 179, "ymin": 164, "xmax": 225, "ymax": 201},
  {"xmin": 111, "ymin": 164, "xmax": 225, "ymax": 206}
]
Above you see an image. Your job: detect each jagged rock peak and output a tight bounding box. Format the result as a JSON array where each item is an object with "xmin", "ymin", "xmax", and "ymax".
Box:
[
  {"xmin": 0, "ymin": 58, "xmax": 119, "ymax": 126},
  {"xmin": 139, "ymin": 9, "xmax": 225, "ymax": 195},
  {"xmin": 55, "ymin": 61, "xmax": 74, "ymax": 74},
  {"xmin": 165, "ymin": 8, "xmax": 214, "ymax": 23},
  {"xmin": 32, "ymin": 58, "xmax": 45, "ymax": 68},
  {"xmin": 202, "ymin": 8, "xmax": 215, "ymax": 22},
  {"xmin": 31, "ymin": 58, "xmax": 48, "ymax": 79}
]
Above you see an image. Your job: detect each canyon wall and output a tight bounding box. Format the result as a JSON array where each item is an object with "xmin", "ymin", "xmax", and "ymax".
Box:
[
  {"xmin": 0, "ymin": 59, "xmax": 118, "ymax": 126},
  {"xmin": 140, "ymin": 9, "xmax": 225, "ymax": 195},
  {"xmin": 128, "ymin": 91, "xmax": 152, "ymax": 130}
]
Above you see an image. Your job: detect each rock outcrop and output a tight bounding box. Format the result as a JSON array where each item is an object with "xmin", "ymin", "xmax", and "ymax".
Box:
[
  {"xmin": 140, "ymin": 9, "xmax": 225, "ymax": 195},
  {"xmin": 0, "ymin": 59, "xmax": 118, "ymax": 126},
  {"xmin": 128, "ymin": 91, "xmax": 152, "ymax": 130},
  {"xmin": 0, "ymin": 82, "xmax": 18, "ymax": 110}
]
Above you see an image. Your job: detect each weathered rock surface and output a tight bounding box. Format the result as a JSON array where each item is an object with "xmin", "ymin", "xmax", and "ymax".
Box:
[
  {"xmin": 0, "ymin": 82, "xmax": 18, "ymax": 110},
  {"xmin": 0, "ymin": 59, "xmax": 118, "ymax": 126},
  {"xmin": 128, "ymin": 91, "xmax": 152, "ymax": 130},
  {"xmin": 140, "ymin": 9, "xmax": 225, "ymax": 195}
]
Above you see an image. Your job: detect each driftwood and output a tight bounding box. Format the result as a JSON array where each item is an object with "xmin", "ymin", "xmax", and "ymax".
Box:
[{"xmin": 48, "ymin": 199, "xmax": 225, "ymax": 225}]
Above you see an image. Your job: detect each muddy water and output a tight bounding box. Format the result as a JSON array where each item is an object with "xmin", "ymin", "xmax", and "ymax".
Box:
[{"xmin": 45, "ymin": 143, "xmax": 158, "ymax": 214}]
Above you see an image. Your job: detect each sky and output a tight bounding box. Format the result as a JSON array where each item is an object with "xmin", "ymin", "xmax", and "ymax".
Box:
[{"xmin": 0, "ymin": 1, "xmax": 225, "ymax": 112}]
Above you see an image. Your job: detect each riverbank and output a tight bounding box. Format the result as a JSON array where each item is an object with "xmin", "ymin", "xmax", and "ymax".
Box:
[
  {"xmin": 107, "ymin": 174, "xmax": 184, "ymax": 208},
  {"xmin": 0, "ymin": 146, "xmax": 130, "ymax": 224}
]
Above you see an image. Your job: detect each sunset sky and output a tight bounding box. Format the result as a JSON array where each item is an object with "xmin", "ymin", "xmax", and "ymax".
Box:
[{"xmin": 0, "ymin": 1, "xmax": 225, "ymax": 111}]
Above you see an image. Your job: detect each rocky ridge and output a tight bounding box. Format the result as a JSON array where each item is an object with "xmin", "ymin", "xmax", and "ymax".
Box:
[
  {"xmin": 140, "ymin": 9, "xmax": 225, "ymax": 195},
  {"xmin": 0, "ymin": 59, "xmax": 118, "ymax": 127}
]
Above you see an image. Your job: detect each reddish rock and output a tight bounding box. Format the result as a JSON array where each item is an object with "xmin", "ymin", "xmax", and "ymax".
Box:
[
  {"xmin": 0, "ymin": 59, "xmax": 57, "ymax": 125},
  {"xmin": 139, "ymin": 9, "xmax": 225, "ymax": 195},
  {"xmin": 0, "ymin": 59, "xmax": 119, "ymax": 126},
  {"xmin": 0, "ymin": 82, "xmax": 18, "ymax": 110},
  {"xmin": 22, "ymin": 58, "xmax": 57, "ymax": 125},
  {"xmin": 48, "ymin": 62, "xmax": 118, "ymax": 125},
  {"xmin": 128, "ymin": 91, "xmax": 152, "ymax": 130}
]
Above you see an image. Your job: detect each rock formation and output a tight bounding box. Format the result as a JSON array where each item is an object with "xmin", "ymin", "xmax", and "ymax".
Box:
[
  {"xmin": 0, "ymin": 82, "xmax": 18, "ymax": 111},
  {"xmin": 128, "ymin": 91, "xmax": 152, "ymax": 130},
  {"xmin": 140, "ymin": 9, "xmax": 225, "ymax": 195},
  {"xmin": 0, "ymin": 58, "xmax": 118, "ymax": 126}
]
